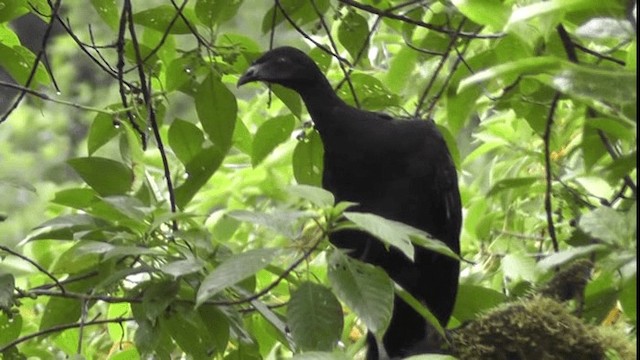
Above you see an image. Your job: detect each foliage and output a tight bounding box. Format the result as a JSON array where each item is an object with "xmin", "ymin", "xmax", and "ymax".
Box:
[{"xmin": 0, "ymin": 0, "xmax": 636, "ymax": 359}]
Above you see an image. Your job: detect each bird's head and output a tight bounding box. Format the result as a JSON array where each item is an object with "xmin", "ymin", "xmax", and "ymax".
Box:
[{"xmin": 237, "ymin": 46, "xmax": 323, "ymax": 92}]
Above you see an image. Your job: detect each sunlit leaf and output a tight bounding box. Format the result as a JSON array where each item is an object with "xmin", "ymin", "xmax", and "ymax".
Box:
[
  {"xmin": 252, "ymin": 114, "xmax": 295, "ymax": 166},
  {"xmin": 196, "ymin": 248, "xmax": 281, "ymax": 305}
]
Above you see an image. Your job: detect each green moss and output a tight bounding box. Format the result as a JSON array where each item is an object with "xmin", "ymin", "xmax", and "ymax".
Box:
[{"xmin": 451, "ymin": 297, "xmax": 604, "ymax": 360}]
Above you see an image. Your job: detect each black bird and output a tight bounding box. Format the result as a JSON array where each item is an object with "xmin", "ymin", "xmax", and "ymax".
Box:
[{"xmin": 238, "ymin": 46, "xmax": 461, "ymax": 359}]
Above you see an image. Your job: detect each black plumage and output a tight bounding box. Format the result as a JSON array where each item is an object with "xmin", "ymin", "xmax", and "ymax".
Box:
[{"xmin": 238, "ymin": 46, "xmax": 461, "ymax": 359}]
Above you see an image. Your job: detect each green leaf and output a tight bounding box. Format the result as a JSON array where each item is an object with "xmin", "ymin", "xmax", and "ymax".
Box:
[
  {"xmin": 287, "ymin": 184, "xmax": 335, "ymax": 208},
  {"xmin": 132, "ymin": 5, "xmax": 197, "ymax": 34},
  {"xmin": 452, "ymin": 284, "xmax": 506, "ymax": 322},
  {"xmin": 0, "ymin": 24, "xmax": 20, "ymax": 47},
  {"xmin": 261, "ymin": 0, "xmax": 330, "ymax": 33},
  {"xmin": 584, "ymin": 271, "xmax": 620, "ymax": 323},
  {"xmin": 174, "ymin": 145, "xmax": 225, "ymax": 208},
  {"xmin": 459, "ymin": 57, "xmax": 561, "ymax": 92},
  {"xmin": 67, "ymin": 157, "xmax": 133, "ymax": 196},
  {"xmin": 90, "ymin": 0, "xmax": 119, "ymax": 29},
  {"xmin": 0, "ymin": 313, "xmax": 22, "ymax": 347},
  {"xmin": 619, "ymin": 274, "xmax": 636, "ymax": 322},
  {"xmin": 293, "ymin": 130, "xmax": 324, "ymax": 186},
  {"xmin": 0, "ymin": 0, "xmax": 29, "ymax": 22},
  {"xmin": 452, "ymin": 0, "xmax": 510, "ymax": 30},
  {"xmin": 161, "ymin": 258, "xmax": 205, "ymax": 278},
  {"xmin": 487, "ymin": 177, "xmax": 540, "ymax": 196},
  {"xmin": 131, "ymin": 305, "xmax": 173, "ymax": 357},
  {"xmin": 88, "ymin": 108, "xmax": 120, "ymax": 155},
  {"xmin": 540, "ymin": 64, "xmax": 637, "ymax": 106},
  {"xmin": 252, "ymin": 114, "xmax": 295, "ymax": 166},
  {"xmin": 51, "ymin": 188, "xmax": 96, "ymax": 210},
  {"xmin": 327, "ymin": 251, "xmax": 393, "ymax": 335},
  {"xmin": 585, "ymin": 117, "xmax": 635, "ymax": 143},
  {"xmin": 227, "ymin": 210, "xmax": 311, "ymax": 239},
  {"xmin": 287, "ymin": 282, "xmax": 343, "ymax": 351},
  {"xmin": 579, "ymin": 207, "xmax": 635, "ymax": 245},
  {"xmin": 162, "ymin": 308, "xmax": 213, "ymax": 360},
  {"xmin": 501, "ymin": 253, "xmax": 538, "ymax": 282},
  {"xmin": 39, "ymin": 279, "xmax": 95, "ymax": 331},
  {"xmin": 142, "ymin": 281, "xmax": 179, "ymax": 322},
  {"xmin": 196, "ymin": 73, "xmax": 237, "ymax": 151},
  {"xmin": 168, "ymin": 119, "xmax": 205, "ymax": 166},
  {"xmin": 196, "ymin": 248, "xmax": 280, "ymax": 305},
  {"xmin": 272, "ymin": 84, "xmax": 302, "ymax": 119},
  {"xmin": 0, "ymin": 43, "xmax": 50, "ymax": 86},
  {"xmin": 537, "ymin": 244, "xmax": 608, "ymax": 270},
  {"xmin": 337, "ymin": 73, "xmax": 399, "ymax": 110},
  {"xmin": 343, "ymin": 212, "xmax": 416, "ymax": 261},
  {"xmin": 384, "ymin": 46, "xmax": 418, "ymax": 94},
  {"xmin": 197, "ymin": 305, "xmax": 231, "ymax": 356},
  {"xmin": 338, "ymin": 11, "xmax": 369, "ymax": 61},
  {"xmin": 508, "ymin": 0, "xmax": 625, "ymax": 26},
  {"xmin": 195, "ymin": 0, "xmax": 242, "ymax": 27}
]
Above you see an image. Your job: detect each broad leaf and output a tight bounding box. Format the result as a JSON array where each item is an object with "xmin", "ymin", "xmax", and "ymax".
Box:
[
  {"xmin": 343, "ymin": 212, "xmax": 416, "ymax": 260},
  {"xmin": 452, "ymin": 284, "xmax": 507, "ymax": 322},
  {"xmin": 90, "ymin": 0, "xmax": 119, "ymax": 29},
  {"xmin": 327, "ymin": 251, "xmax": 393, "ymax": 335},
  {"xmin": 0, "ymin": 43, "xmax": 50, "ymax": 86},
  {"xmin": 87, "ymin": 107, "xmax": 120, "ymax": 155},
  {"xmin": 287, "ymin": 282, "xmax": 343, "ymax": 351},
  {"xmin": 195, "ymin": 0, "xmax": 242, "ymax": 27},
  {"xmin": 132, "ymin": 5, "xmax": 197, "ymax": 34},
  {"xmin": 538, "ymin": 244, "xmax": 608, "ymax": 270},
  {"xmin": 196, "ymin": 73, "xmax": 237, "ymax": 151},
  {"xmin": 293, "ymin": 130, "xmax": 324, "ymax": 186},
  {"xmin": 168, "ymin": 119, "xmax": 205, "ymax": 166},
  {"xmin": 174, "ymin": 145, "xmax": 225, "ymax": 208},
  {"xmin": 338, "ymin": 11, "xmax": 369, "ymax": 61},
  {"xmin": 161, "ymin": 258, "xmax": 205, "ymax": 278},
  {"xmin": 287, "ymin": 184, "xmax": 335, "ymax": 208},
  {"xmin": 579, "ymin": 206, "xmax": 636, "ymax": 246},
  {"xmin": 68, "ymin": 157, "xmax": 133, "ymax": 196},
  {"xmin": 196, "ymin": 248, "xmax": 280, "ymax": 305},
  {"xmin": 252, "ymin": 114, "xmax": 295, "ymax": 167}
]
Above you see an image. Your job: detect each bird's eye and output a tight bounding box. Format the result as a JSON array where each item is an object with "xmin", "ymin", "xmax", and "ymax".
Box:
[{"xmin": 277, "ymin": 57, "xmax": 287, "ymax": 63}]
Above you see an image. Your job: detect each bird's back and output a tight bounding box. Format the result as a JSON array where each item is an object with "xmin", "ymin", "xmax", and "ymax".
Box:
[{"xmin": 321, "ymin": 113, "xmax": 461, "ymax": 325}]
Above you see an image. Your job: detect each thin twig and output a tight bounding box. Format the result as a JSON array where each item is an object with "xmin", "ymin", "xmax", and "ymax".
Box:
[
  {"xmin": 0, "ymin": 245, "xmax": 65, "ymax": 293},
  {"xmin": 274, "ymin": 0, "xmax": 350, "ymax": 65},
  {"xmin": 543, "ymin": 92, "xmax": 560, "ymax": 253},
  {"xmin": 337, "ymin": 0, "xmax": 503, "ymax": 39},
  {"xmin": 0, "ymin": 0, "xmax": 62, "ymax": 124},
  {"xmin": 0, "ymin": 80, "xmax": 120, "ymax": 113},
  {"xmin": 125, "ymin": 0, "xmax": 179, "ymax": 232},
  {"xmin": 125, "ymin": 0, "xmax": 190, "ymax": 74},
  {"xmin": 573, "ymin": 43, "xmax": 626, "ymax": 66},
  {"xmin": 309, "ymin": 0, "xmax": 360, "ymax": 107},
  {"xmin": 415, "ymin": 19, "xmax": 465, "ymax": 117},
  {"xmin": 0, "ymin": 317, "xmax": 135, "ymax": 352}
]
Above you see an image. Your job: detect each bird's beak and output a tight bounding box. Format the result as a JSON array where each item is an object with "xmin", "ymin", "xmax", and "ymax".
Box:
[{"xmin": 237, "ymin": 63, "xmax": 262, "ymax": 87}]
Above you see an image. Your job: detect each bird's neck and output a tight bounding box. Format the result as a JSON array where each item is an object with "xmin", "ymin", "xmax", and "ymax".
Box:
[{"xmin": 296, "ymin": 79, "xmax": 346, "ymax": 131}]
